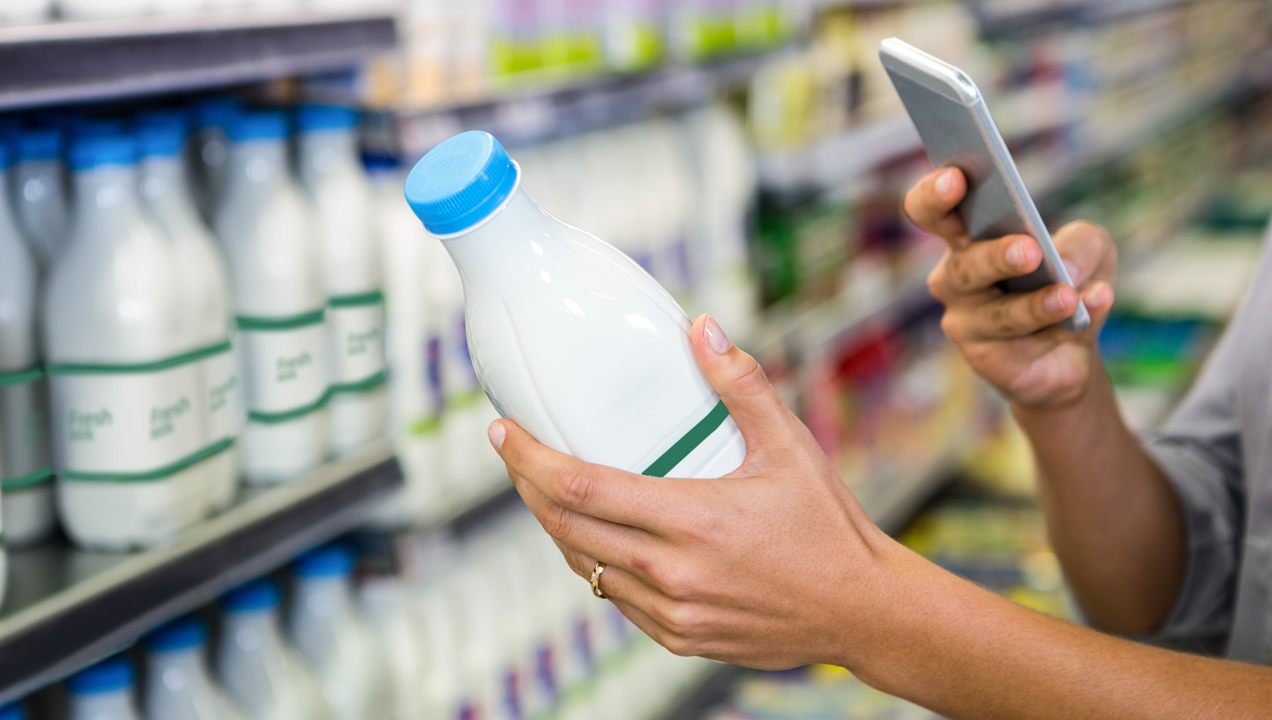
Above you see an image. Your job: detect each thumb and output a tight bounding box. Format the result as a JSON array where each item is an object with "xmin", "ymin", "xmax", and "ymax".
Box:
[{"xmin": 689, "ymin": 314, "xmax": 796, "ymax": 442}]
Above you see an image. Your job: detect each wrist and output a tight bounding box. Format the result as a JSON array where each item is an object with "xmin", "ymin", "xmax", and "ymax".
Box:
[{"xmin": 1010, "ymin": 350, "xmax": 1111, "ymax": 422}]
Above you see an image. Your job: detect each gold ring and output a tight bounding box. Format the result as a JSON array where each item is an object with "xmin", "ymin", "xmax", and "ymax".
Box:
[{"xmin": 590, "ymin": 561, "xmax": 609, "ymax": 599}]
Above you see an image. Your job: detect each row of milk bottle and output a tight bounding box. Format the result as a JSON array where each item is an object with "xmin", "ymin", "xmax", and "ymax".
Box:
[
  {"xmin": 0, "ymin": 0, "xmax": 391, "ymax": 25},
  {"xmin": 0, "ymin": 102, "xmax": 388, "ymax": 551}
]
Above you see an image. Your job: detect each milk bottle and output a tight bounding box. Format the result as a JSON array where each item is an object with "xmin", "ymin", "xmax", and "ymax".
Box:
[
  {"xmin": 218, "ymin": 579, "xmax": 335, "ymax": 720},
  {"xmin": 0, "ymin": 137, "xmax": 56, "ymax": 546},
  {"xmin": 139, "ymin": 111, "xmax": 242, "ymax": 512},
  {"xmin": 0, "ymin": 0, "xmax": 50, "ymax": 24},
  {"xmin": 57, "ymin": 0, "xmax": 150, "ymax": 22},
  {"xmin": 294, "ymin": 105, "xmax": 387, "ymax": 458},
  {"xmin": 67, "ymin": 656, "xmax": 142, "ymax": 720},
  {"xmin": 12, "ymin": 125, "xmax": 67, "ymax": 266},
  {"xmin": 357, "ymin": 577, "xmax": 430, "ymax": 720},
  {"xmin": 214, "ymin": 111, "xmax": 329, "ymax": 485},
  {"xmin": 366, "ymin": 155, "xmax": 443, "ymax": 528},
  {"xmin": 45, "ymin": 131, "xmax": 210, "ymax": 550},
  {"xmin": 144, "ymin": 615, "xmax": 250, "ymax": 720},
  {"xmin": 191, "ymin": 97, "xmax": 243, "ymax": 223},
  {"xmin": 288, "ymin": 544, "xmax": 392, "ymax": 720},
  {"xmin": 404, "ymin": 131, "xmax": 746, "ymax": 479}
]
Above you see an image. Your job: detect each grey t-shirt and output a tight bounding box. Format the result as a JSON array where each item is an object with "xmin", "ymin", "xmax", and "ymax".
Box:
[{"xmin": 1146, "ymin": 228, "xmax": 1272, "ymax": 662}]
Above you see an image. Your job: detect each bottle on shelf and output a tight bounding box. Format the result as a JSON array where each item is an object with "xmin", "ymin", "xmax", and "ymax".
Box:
[
  {"xmin": 45, "ymin": 131, "xmax": 210, "ymax": 550},
  {"xmin": 12, "ymin": 125, "xmax": 67, "ymax": 267},
  {"xmin": 214, "ymin": 111, "xmax": 329, "ymax": 486},
  {"xmin": 217, "ymin": 579, "xmax": 334, "ymax": 720},
  {"xmin": 191, "ymin": 97, "xmax": 243, "ymax": 225},
  {"xmin": 0, "ymin": 135, "xmax": 56, "ymax": 547},
  {"xmin": 404, "ymin": 131, "xmax": 747, "ymax": 479},
  {"xmin": 0, "ymin": 0, "xmax": 50, "ymax": 25},
  {"xmin": 55, "ymin": 0, "xmax": 150, "ymax": 22},
  {"xmin": 288, "ymin": 544, "xmax": 393, "ymax": 720},
  {"xmin": 67, "ymin": 656, "xmax": 142, "ymax": 720},
  {"xmin": 294, "ymin": 105, "xmax": 387, "ymax": 458},
  {"xmin": 143, "ymin": 615, "xmax": 250, "ymax": 720},
  {"xmin": 138, "ymin": 110, "xmax": 243, "ymax": 513},
  {"xmin": 357, "ymin": 576, "xmax": 431, "ymax": 720}
]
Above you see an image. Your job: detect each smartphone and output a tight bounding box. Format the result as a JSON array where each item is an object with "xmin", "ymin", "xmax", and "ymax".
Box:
[{"xmin": 879, "ymin": 37, "xmax": 1090, "ymax": 333}]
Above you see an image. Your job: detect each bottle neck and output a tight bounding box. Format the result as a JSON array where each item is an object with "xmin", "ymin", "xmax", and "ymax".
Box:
[
  {"xmin": 223, "ymin": 608, "xmax": 287, "ymax": 655},
  {"xmin": 146, "ymin": 646, "xmax": 206, "ymax": 678},
  {"xmin": 140, "ymin": 154, "xmax": 190, "ymax": 209},
  {"xmin": 295, "ymin": 575, "xmax": 355, "ymax": 622},
  {"xmin": 70, "ymin": 690, "xmax": 138, "ymax": 720},
  {"xmin": 71, "ymin": 165, "xmax": 142, "ymax": 230},
  {"xmin": 226, "ymin": 139, "xmax": 288, "ymax": 200},
  {"xmin": 297, "ymin": 130, "xmax": 358, "ymax": 187}
]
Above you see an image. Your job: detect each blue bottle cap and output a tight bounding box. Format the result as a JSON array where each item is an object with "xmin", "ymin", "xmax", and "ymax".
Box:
[
  {"xmin": 16, "ymin": 127, "xmax": 62, "ymax": 161},
  {"xmin": 293, "ymin": 543, "xmax": 355, "ymax": 579},
  {"xmin": 227, "ymin": 111, "xmax": 288, "ymax": 143},
  {"xmin": 0, "ymin": 139, "xmax": 10, "ymax": 170},
  {"xmin": 295, "ymin": 104, "xmax": 359, "ymax": 133},
  {"xmin": 192, "ymin": 96, "xmax": 244, "ymax": 130},
  {"xmin": 221, "ymin": 578, "xmax": 281, "ymax": 613},
  {"xmin": 69, "ymin": 117, "xmax": 128, "ymax": 139},
  {"xmin": 362, "ymin": 154, "xmax": 400, "ymax": 175},
  {"xmin": 67, "ymin": 132, "xmax": 136, "ymax": 171},
  {"xmin": 67, "ymin": 656, "xmax": 134, "ymax": 695},
  {"xmin": 0, "ymin": 702, "xmax": 24, "ymax": 720},
  {"xmin": 143, "ymin": 615, "xmax": 207, "ymax": 652},
  {"xmin": 136, "ymin": 110, "xmax": 190, "ymax": 158},
  {"xmin": 404, "ymin": 130, "xmax": 518, "ymax": 235}
]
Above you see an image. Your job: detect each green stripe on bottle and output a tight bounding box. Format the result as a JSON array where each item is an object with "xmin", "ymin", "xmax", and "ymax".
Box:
[
  {"xmin": 641, "ymin": 400, "xmax": 731, "ymax": 478},
  {"xmin": 0, "ymin": 366, "xmax": 44, "ymax": 386},
  {"xmin": 236, "ymin": 309, "xmax": 326, "ymax": 332},
  {"xmin": 248, "ymin": 390, "xmax": 331, "ymax": 425},
  {"xmin": 60, "ymin": 437, "xmax": 234, "ymax": 483},
  {"xmin": 329, "ymin": 291, "xmax": 385, "ymax": 308},
  {"xmin": 2, "ymin": 466, "xmax": 54, "ymax": 491},
  {"xmin": 329, "ymin": 370, "xmax": 388, "ymax": 396},
  {"xmin": 47, "ymin": 341, "xmax": 232, "ymax": 376}
]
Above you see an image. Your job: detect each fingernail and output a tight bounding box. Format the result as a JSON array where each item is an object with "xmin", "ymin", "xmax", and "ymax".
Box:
[
  {"xmin": 1007, "ymin": 241, "xmax": 1027, "ymax": 269},
  {"xmin": 704, "ymin": 315, "xmax": 732, "ymax": 354},
  {"xmin": 1088, "ymin": 284, "xmax": 1112, "ymax": 310},
  {"xmin": 488, "ymin": 421, "xmax": 506, "ymax": 450},
  {"xmin": 1045, "ymin": 287, "xmax": 1069, "ymax": 314},
  {"xmin": 1063, "ymin": 259, "xmax": 1081, "ymax": 284},
  {"xmin": 935, "ymin": 169, "xmax": 953, "ymax": 196}
]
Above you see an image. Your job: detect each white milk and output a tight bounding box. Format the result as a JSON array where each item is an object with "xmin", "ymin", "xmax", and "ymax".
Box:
[
  {"xmin": 404, "ymin": 131, "xmax": 746, "ymax": 479},
  {"xmin": 294, "ymin": 106, "xmax": 387, "ymax": 458},
  {"xmin": 412, "ymin": 576, "xmax": 464, "ymax": 720},
  {"xmin": 367, "ymin": 156, "xmax": 443, "ymax": 528},
  {"xmin": 191, "ymin": 97, "xmax": 243, "ymax": 224},
  {"xmin": 357, "ymin": 577, "xmax": 430, "ymax": 720},
  {"xmin": 12, "ymin": 126, "xmax": 68, "ymax": 267},
  {"xmin": 218, "ymin": 579, "xmax": 335, "ymax": 720},
  {"xmin": 144, "ymin": 616, "xmax": 250, "ymax": 720},
  {"xmin": 45, "ymin": 132, "xmax": 209, "ymax": 550},
  {"xmin": 0, "ymin": 137, "xmax": 56, "ymax": 546},
  {"xmin": 67, "ymin": 656, "xmax": 142, "ymax": 720},
  {"xmin": 0, "ymin": 0, "xmax": 51, "ymax": 24},
  {"xmin": 139, "ymin": 111, "xmax": 242, "ymax": 512},
  {"xmin": 214, "ymin": 111, "xmax": 329, "ymax": 485},
  {"xmin": 288, "ymin": 545, "xmax": 393, "ymax": 720}
]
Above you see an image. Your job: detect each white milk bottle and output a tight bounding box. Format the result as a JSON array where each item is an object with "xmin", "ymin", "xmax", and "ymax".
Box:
[
  {"xmin": 56, "ymin": 0, "xmax": 151, "ymax": 21},
  {"xmin": 294, "ymin": 105, "xmax": 387, "ymax": 458},
  {"xmin": 12, "ymin": 125, "xmax": 67, "ymax": 266},
  {"xmin": 0, "ymin": 137, "xmax": 56, "ymax": 546},
  {"xmin": 366, "ymin": 155, "xmax": 443, "ymax": 528},
  {"xmin": 288, "ymin": 544, "xmax": 393, "ymax": 720},
  {"xmin": 218, "ymin": 579, "xmax": 335, "ymax": 720},
  {"xmin": 214, "ymin": 111, "xmax": 329, "ymax": 485},
  {"xmin": 144, "ymin": 615, "xmax": 250, "ymax": 720},
  {"xmin": 357, "ymin": 576, "xmax": 430, "ymax": 720},
  {"xmin": 0, "ymin": 0, "xmax": 51, "ymax": 24},
  {"xmin": 139, "ymin": 111, "xmax": 242, "ymax": 512},
  {"xmin": 45, "ymin": 131, "xmax": 210, "ymax": 550},
  {"xmin": 67, "ymin": 656, "xmax": 142, "ymax": 720},
  {"xmin": 404, "ymin": 131, "xmax": 746, "ymax": 479},
  {"xmin": 191, "ymin": 97, "xmax": 243, "ymax": 223}
]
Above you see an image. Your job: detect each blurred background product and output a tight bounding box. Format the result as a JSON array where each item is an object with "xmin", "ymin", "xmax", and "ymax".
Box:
[{"xmin": 0, "ymin": 0, "xmax": 1268, "ymax": 718}]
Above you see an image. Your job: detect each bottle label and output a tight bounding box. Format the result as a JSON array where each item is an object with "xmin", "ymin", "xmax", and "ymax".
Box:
[
  {"xmin": 237, "ymin": 310, "xmax": 330, "ymax": 424},
  {"xmin": 641, "ymin": 399, "xmax": 731, "ymax": 477},
  {"xmin": 328, "ymin": 291, "xmax": 388, "ymax": 394},
  {"xmin": 204, "ymin": 341, "xmax": 242, "ymax": 442},
  {"xmin": 47, "ymin": 347, "xmax": 229, "ymax": 482},
  {"xmin": 0, "ymin": 367, "xmax": 53, "ymax": 490}
]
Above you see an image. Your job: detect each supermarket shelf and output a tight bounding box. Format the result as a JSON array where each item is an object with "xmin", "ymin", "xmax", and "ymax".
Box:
[
  {"xmin": 0, "ymin": 11, "xmax": 397, "ymax": 111},
  {"xmin": 0, "ymin": 440, "xmax": 402, "ymax": 705},
  {"xmin": 974, "ymin": 0, "xmax": 1201, "ymax": 35},
  {"xmin": 756, "ymin": 118, "xmax": 922, "ymax": 194}
]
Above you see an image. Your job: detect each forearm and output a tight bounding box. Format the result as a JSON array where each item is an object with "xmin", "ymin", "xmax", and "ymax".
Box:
[
  {"xmin": 851, "ymin": 547, "xmax": 1272, "ymax": 720},
  {"xmin": 1012, "ymin": 357, "xmax": 1185, "ymax": 634}
]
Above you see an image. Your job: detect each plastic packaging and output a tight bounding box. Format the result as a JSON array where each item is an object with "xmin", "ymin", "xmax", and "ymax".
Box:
[
  {"xmin": 67, "ymin": 656, "xmax": 142, "ymax": 720},
  {"xmin": 144, "ymin": 616, "xmax": 250, "ymax": 720},
  {"xmin": 404, "ymin": 131, "xmax": 746, "ymax": 479},
  {"xmin": 12, "ymin": 126, "xmax": 67, "ymax": 266},
  {"xmin": 0, "ymin": 0, "xmax": 51, "ymax": 25},
  {"xmin": 357, "ymin": 577, "xmax": 431, "ymax": 720}
]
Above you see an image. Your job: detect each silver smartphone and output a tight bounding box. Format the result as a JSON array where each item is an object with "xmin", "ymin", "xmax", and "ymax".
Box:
[{"xmin": 879, "ymin": 37, "xmax": 1090, "ymax": 333}]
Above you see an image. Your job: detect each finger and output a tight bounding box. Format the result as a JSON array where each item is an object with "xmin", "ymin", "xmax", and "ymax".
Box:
[
  {"xmin": 489, "ymin": 419, "xmax": 666, "ymax": 528},
  {"xmin": 902, "ymin": 167, "xmax": 971, "ymax": 247},
  {"xmin": 559, "ymin": 543, "xmax": 671, "ymax": 612},
  {"xmin": 946, "ymin": 283, "xmax": 1082, "ymax": 341},
  {"xmin": 1080, "ymin": 281, "xmax": 1115, "ymax": 334},
  {"xmin": 1053, "ymin": 221, "xmax": 1116, "ymax": 287},
  {"xmin": 690, "ymin": 314, "xmax": 800, "ymax": 444},
  {"xmin": 936, "ymin": 234, "xmax": 1043, "ymax": 296}
]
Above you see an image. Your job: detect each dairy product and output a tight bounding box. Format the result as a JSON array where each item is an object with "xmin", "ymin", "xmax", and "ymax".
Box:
[
  {"xmin": 144, "ymin": 616, "xmax": 250, "ymax": 720},
  {"xmin": 0, "ymin": 0, "xmax": 51, "ymax": 24},
  {"xmin": 67, "ymin": 656, "xmax": 142, "ymax": 720},
  {"xmin": 357, "ymin": 577, "xmax": 430, "ymax": 720},
  {"xmin": 191, "ymin": 97, "xmax": 243, "ymax": 224},
  {"xmin": 45, "ymin": 132, "xmax": 210, "ymax": 550},
  {"xmin": 12, "ymin": 126, "xmax": 67, "ymax": 266},
  {"xmin": 218, "ymin": 579, "xmax": 335, "ymax": 720},
  {"xmin": 288, "ymin": 544, "xmax": 393, "ymax": 720},
  {"xmin": 0, "ymin": 135, "xmax": 56, "ymax": 546},
  {"xmin": 214, "ymin": 111, "xmax": 329, "ymax": 485},
  {"xmin": 367, "ymin": 155, "xmax": 443, "ymax": 528},
  {"xmin": 139, "ymin": 110, "xmax": 242, "ymax": 512},
  {"xmin": 404, "ymin": 131, "xmax": 746, "ymax": 479},
  {"xmin": 294, "ymin": 106, "xmax": 387, "ymax": 458},
  {"xmin": 57, "ymin": 0, "xmax": 151, "ymax": 21}
]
